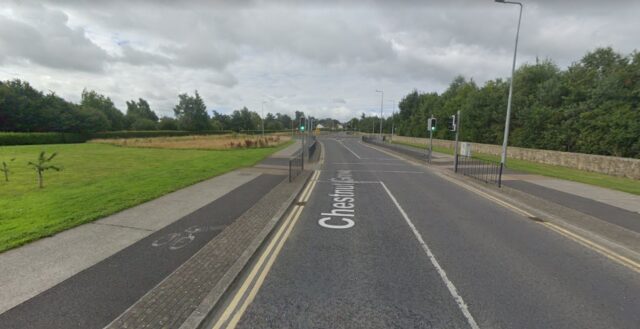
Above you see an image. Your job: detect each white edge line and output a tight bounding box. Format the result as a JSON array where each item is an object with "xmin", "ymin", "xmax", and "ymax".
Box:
[{"xmin": 379, "ymin": 181, "xmax": 481, "ymax": 329}]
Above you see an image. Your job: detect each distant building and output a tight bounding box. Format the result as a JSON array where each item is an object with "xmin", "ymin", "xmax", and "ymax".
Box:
[{"xmin": 316, "ymin": 124, "xmax": 325, "ymax": 129}]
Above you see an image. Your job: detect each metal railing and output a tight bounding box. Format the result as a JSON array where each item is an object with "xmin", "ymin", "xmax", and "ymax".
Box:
[
  {"xmin": 455, "ymin": 155, "xmax": 503, "ymax": 187},
  {"xmin": 288, "ymin": 150, "xmax": 304, "ymax": 182}
]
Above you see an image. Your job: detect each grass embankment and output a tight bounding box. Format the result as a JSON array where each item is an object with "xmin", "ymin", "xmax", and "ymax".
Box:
[
  {"xmin": 392, "ymin": 140, "xmax": 640, "ymax": 196},
  {"xmin": 0, "ymin": 139, "xmax": 291, "ymax": 252}
]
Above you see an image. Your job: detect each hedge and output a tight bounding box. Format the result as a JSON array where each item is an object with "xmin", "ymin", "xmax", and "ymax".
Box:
[{"xmin": 0, "ymin": 132, "xmax": 88, "ymax": 146}]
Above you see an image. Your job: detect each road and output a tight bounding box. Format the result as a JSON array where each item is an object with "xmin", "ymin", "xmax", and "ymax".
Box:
[{"xmin": 218, "ymin": 135, "xmax": 640, "ymax": 329}]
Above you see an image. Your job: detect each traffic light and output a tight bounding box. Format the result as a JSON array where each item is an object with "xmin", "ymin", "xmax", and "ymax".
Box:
[
  {"xmin": 299, "ymin": 117, "xmax": 305, "ymax": 132},
  {"xmin": 447, "ymin": 114, "xmax": 457, "ymax": 132},
  {"xmin": 427, "ymin": 118, "xmax": 437, "ymax": 132}
]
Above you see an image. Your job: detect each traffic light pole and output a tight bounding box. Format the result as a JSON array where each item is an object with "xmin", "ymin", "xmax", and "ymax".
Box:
[
  {"xmin": 453, "ymin": 110, "xmax": 461, "ymax": 173},
  {"xmin": 428, "ymin": 115, "xmax": 434, "ymax": 164}
]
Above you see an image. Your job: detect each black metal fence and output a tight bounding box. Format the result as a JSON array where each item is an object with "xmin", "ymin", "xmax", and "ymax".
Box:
[
  {"xmin": 455, "ymin": 155, "xmax": 503, "ymax": 187},
  {"xmin": 289, "ymin": 150, "xmax": 304, "ymax": 182}
]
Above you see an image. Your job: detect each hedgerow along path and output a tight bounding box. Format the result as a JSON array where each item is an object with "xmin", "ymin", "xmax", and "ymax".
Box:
[{"xmin": 0, "ymin": 141, "xmax": 291, "ymax": 252}]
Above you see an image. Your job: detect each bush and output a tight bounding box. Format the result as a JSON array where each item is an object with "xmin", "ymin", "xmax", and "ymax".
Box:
[{"xmin": 0, "ymin": 132, "xmax": 88, "ymax": 146}]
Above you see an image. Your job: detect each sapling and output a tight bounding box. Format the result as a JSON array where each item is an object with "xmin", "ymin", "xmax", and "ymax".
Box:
[
  {"xmin": 28, "ymin": 151, "xmax": 61, "ymax": 188},
  {"xmin": 1, "ymin": 158, "xmax": 15, "ymax": 182}
]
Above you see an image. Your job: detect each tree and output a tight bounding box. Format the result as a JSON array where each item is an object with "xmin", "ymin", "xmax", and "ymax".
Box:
[
  {"xmin": 230, "ymin": 107, "xmax": 257, "ymax": 131},
  {"xmin": 125, "ymin": 98, "xmax": 158, "ymax": 129},
  {"xmin": 173, "ymin": 91, "xmax": 211, "ymax": 131},
  {"xmin": 81, "ymin": 89, "xmax": 125, "ymax": 130},
  {"xmin": 211, "ymin": 110, "xmax": 231, "ymax": 130},
  {"xmin": 158, "ymin": 117, "xmax": 179, "ymax": 130},
  {"xmin": 28, "ymin": 151, "xmax": 61, "ymax": 188}
]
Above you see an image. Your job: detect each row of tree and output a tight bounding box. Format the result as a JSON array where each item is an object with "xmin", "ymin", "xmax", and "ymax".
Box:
[
  {"xmin": 0, "ymin": 81, "xmax": 304, "ymax": 133},
  {"xmin": 347, "ymin": 47, "xmax": 640, "ymax": 158}
]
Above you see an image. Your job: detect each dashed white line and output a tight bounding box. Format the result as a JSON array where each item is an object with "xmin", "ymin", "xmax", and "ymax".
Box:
[{"xmin": 379, "ymin": 181, "xmax": 480, "ymax": 329}]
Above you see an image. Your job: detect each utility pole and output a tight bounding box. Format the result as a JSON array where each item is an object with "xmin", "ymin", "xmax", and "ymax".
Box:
[
  {"xmin": 453, "ymin": 110, "xmax": 461, "ymax": 172},
  {"xmin": 261, "ymin": 101, "xmax": 266, "ymax": 137},
  {"xmin": 389, "ymin": 99, "xmax": 396, "ymax": 140},
  {"xmin": 376, "ymin": 90, "xmax": 384, "ymax": 139}
]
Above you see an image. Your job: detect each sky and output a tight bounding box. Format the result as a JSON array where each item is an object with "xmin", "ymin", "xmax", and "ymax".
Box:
[{"xmin": 1, "ymin": 0, "xmax": 639, "ymax": 121}]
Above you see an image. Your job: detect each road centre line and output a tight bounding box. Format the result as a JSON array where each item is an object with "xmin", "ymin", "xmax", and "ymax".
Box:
[{"xmin": 379, "ymin": 181, "xmax": 480, "ymax": 329}]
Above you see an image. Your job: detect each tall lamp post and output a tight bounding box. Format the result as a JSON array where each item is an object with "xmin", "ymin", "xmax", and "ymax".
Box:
[
  {"xmin": 375, "ymin": 89, "xmax": 383, "ymax": 139},
  {"xmin": 389, "ymin": 99, "xmax": 396, "ymax": 138},
  {"xmin": 495, "ymin": 0, "xmax": 523, "ymax": 167},
  {"xmin": 261, "ymin": 101, "xmax": 266, "ymax": 137}
]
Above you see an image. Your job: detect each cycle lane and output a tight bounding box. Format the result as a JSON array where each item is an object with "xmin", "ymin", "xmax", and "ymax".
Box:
[{"xmin": 0, "ymin": 173, "xmax": 285, "ymax": 329}]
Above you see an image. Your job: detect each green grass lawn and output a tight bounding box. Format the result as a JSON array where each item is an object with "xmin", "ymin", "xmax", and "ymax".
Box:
[
  {"xmin": 0, "ymin": 142, "xmax": 290, "ymax": 252},
  {"xmin": 392, "ymin": 140, "xmax": 640, "ymax": 196}
]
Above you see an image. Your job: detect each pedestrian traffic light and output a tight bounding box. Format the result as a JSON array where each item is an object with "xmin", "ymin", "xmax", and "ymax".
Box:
[
  {"xmin": 427, "ymin": 118, "xmax": 437, "ymax": 132},
  {"xmin": 447, "ymin": 114, "xmax": 457, "ymax": 131}
]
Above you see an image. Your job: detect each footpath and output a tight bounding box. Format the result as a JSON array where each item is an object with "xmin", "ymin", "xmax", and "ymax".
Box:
[
  {"xmin": 362, "ymin": 138, "xmax": 640, "ymax": 265},
  {"xmin": 0, "ymin": 140, "xmax": 319, "ymax": 329}
]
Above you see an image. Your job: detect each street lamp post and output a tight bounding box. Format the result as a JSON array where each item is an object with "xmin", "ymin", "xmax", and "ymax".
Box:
[
  {"xmin": 261, "ymin": 101, "xmax": 266, "ymax": 137},
  {"xmin": 495, "ymin": 0, "xmax": 523, "ymax": 167},
  {"xmin": 376, "ymin": 90, "xmax": 383, "ymax": 139},
  {"xmin": 389, "ymin": 99, "xmax": 396, "ymax": 138}
]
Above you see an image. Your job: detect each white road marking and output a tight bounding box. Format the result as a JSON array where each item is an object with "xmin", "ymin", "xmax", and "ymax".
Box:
[
  {"xmin": 379, "ymin": 181, "xmax": 481, "ymax": 329},
  {"xmin": 337, "ymin": 140, "xmax": 362, "ymax": 159},
  {"xmin": 330, "ymin": 162, "xmax": 408, "ymax": 166},
  {"xmin": 320, "ymin": 170, "xmax": 424, "ymax": 174}
]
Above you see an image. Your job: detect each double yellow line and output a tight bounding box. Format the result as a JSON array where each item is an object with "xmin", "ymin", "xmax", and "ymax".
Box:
[{"xmin": 211, "ymin": 170, "xmax": 320, "ymax": 329}]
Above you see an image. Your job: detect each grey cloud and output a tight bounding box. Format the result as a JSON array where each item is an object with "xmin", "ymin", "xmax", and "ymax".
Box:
[
  {"xmin": 0, "ymin": 3, "xmax": 109, "ymax": 72},
  {"xmin": 117, "ymin": 44, "xmax": 171, "ymax": 66}
]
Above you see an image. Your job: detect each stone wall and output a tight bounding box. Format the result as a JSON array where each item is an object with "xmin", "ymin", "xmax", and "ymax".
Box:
[{"xmin": 391, "ymin": 135, "xmax": 640, "ymax": 180}]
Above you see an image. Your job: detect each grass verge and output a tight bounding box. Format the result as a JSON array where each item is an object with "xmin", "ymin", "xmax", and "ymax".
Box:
[
  {"xmin": 392, "ymin": 140, "xmax": 640, "ymax": 196},
  {"xmin": 0, "ymin": 141, "xmax": 291, "ymax": 252}
]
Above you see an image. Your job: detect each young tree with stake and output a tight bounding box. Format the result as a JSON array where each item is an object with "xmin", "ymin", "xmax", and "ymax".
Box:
[
  {"xmin": 1, "ymin": 158, "xmax": 15, "ymax": 182},
  {"xmin": 28, "ymin": 152, "xmax": 61, "ymax": 188}
]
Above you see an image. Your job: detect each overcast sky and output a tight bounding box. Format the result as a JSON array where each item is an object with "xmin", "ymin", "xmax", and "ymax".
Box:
[{"xmin": 1, "ymin": 0, "xmax": 639, "ymax": 121}]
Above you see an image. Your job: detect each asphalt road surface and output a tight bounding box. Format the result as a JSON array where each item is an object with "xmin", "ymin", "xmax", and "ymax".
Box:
[{"xmin": 233, "ymin": 135, "xmax": 640, "ymax": 329}]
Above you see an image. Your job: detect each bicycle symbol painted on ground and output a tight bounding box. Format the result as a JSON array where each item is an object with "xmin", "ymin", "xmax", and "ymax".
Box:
[{"xmin": 151, "ymin": 225, "xmax": 225, "ymax": 250}]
